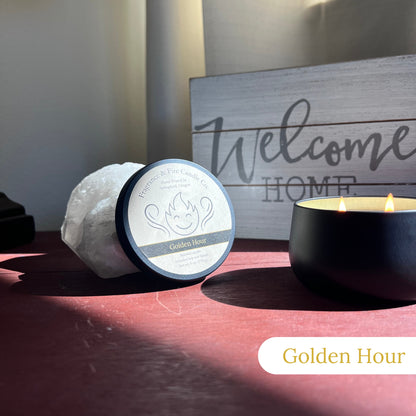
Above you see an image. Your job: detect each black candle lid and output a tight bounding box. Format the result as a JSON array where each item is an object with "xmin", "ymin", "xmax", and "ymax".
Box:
[{"xmin": 116, "ymin": 159, "xmax": 235, "ymax": 281}]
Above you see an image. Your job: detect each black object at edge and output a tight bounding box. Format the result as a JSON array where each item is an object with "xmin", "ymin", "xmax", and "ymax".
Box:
[{"xmin": 0, "ymin": 193, "xmax": 35, "ymax": 251}]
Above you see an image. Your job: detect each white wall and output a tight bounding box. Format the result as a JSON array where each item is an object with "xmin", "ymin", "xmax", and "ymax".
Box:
[
  {"xmin": 202, "ymin": 0, "xmax": 416, "ymax": 76},
  {"xmin": 202, "ymin": 0, "xmax": 309, "ymax": 75},
  {"xmin": 0, "ymin": 0, "xmax": 147, "ymax": 230},
  {"xmin": 304, "ymin": 0, "xmax": 416, "ymax": 65}
]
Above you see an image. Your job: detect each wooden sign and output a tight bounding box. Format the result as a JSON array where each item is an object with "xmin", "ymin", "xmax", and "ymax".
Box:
[{"xmin": 190, "ymin": 55, "xmax": 416, "ymax": 239}]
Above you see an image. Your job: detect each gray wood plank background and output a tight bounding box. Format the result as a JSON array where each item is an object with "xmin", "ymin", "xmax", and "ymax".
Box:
[{"xmin": 191, "ymin": 55, "xmax": 416, "ymax": 239}]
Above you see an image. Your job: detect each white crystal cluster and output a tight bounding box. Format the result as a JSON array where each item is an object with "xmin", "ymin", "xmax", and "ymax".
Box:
[{"xmin": 61, "ymin": 162, "xmax": 145, "ymax": 278}]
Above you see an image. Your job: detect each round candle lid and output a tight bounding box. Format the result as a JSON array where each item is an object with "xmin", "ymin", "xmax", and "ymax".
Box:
[{"xmin": 116, "ymin": 159, "xmax": 235, "ymax": 281}]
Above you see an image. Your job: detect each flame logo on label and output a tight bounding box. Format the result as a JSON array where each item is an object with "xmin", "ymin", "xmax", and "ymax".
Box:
[
  {"xmin": 165, "ymin": 193, "xmax": 200, "ymax": 236},
  {"xmin": 144, "ymin": 192, "xmax": 214, "ymax": 237}
]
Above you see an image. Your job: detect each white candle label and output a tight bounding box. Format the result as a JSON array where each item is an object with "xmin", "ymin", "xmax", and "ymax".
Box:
[{"xmin": 117, "ymin": 160, "xmax": 234, "ymax": 279}]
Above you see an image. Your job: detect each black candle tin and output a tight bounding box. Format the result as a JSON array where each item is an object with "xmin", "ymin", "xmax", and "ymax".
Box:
[{"xmin": 289, "ymin": 196, "xmax": 416, "ymax": 301}]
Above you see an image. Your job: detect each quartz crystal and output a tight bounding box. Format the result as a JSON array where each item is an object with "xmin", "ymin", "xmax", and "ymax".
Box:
[{"xmin": 61, "ymin": 163, "xmax": 144, "ymax": 278}]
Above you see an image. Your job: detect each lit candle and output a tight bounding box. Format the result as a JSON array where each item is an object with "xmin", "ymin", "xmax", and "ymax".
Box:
[
  {"xmin": 338, "ymin": 196, "xmax": 346, "ymax": 212},
  {"xmin": 384, "ymin": 193, "xmax": 395, "ymax": 212},
  {"xmin": 289, "ymin": 194, "xmax": 416, "ymax": 301}
]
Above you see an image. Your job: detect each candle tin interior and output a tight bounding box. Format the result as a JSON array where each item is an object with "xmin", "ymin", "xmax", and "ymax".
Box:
[
  {"xmin": 289, "ymin": 196, "xmax": 416, "ymax": 301},
  {"xmin": 116, "ymin": 159, "xmax": 235, "ymax": 281}
]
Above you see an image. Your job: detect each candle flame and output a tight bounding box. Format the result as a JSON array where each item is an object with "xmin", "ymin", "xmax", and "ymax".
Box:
[
  {"xmin": 338, "ymin": 196, "xmax": 346, "ymax": 212},
  {"xmin": 384, "ymin": 193, "xmax": 395, "ymax": 212}
]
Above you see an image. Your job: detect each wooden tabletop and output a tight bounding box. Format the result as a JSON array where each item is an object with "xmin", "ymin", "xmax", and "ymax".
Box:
[{"xmin": 1, "ymin": 232, "xmax": 415, "ymax": 416}]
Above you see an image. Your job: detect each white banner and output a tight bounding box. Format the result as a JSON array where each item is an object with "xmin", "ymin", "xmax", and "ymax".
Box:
[{"xmin": 258, "ymin": 337, "xmax": 416, "ymax": 375}]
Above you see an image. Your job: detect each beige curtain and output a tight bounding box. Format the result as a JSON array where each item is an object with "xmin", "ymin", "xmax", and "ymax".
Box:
[{"xmin": 146, "ymin": 0, "xmax": 205, "ymax": 163}]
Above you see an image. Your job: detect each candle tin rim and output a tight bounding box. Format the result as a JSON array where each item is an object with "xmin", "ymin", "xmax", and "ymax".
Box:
[
  {"xmin": 115, "ymin": 158, "xmax": 235, "ymax": 281},
  {"xmin": 294, "ymin": 195, "xmax": 416, "ymax": 214}
]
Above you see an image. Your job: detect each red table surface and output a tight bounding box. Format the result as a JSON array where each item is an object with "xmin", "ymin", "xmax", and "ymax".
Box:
[{"xmin": 1, "ymin": 232, "xmax": 415, "ymax": 416}]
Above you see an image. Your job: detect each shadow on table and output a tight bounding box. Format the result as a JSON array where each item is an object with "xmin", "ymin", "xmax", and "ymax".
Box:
[
  {"xmin": 2, "ymin": 254, "xmax": 198, "ymax": 296},
  {"xmin": 0, "ymin": 277, "xmax": 326, "ymax": 416},
  {"xmin": 202, "ymin": 267, "xmax": 414, "ymax": 311}
]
